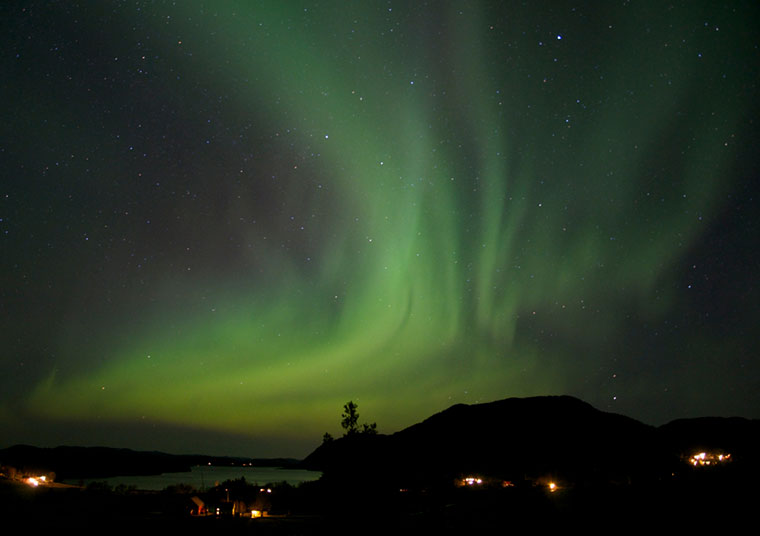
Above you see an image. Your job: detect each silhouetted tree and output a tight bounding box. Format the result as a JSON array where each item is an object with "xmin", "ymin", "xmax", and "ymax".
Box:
[
  {"xmin": 341, "ymin": 401, "xmax": 360, "ymax": 435},
  {"xmin": 323, "ymin": 401, "xmax": 378, "ymax": 441},
  {"xmin": 362, "ymin": 422, "xmax": 377, "ymax": 435},
  {"xmin": 340, "ymin": 401, "xmax": 377, "ymax": 437}
]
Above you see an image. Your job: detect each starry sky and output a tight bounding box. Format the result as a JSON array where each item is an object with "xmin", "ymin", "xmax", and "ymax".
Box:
[{"xmin": 1, "ymin": 1, "xmax": 758, "ymax": 457}]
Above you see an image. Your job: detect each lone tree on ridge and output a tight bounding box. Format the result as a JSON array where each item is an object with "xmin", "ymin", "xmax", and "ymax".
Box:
[{"xmin": 339, "ymin": 401, "xmax": 377, "ymax": 437}]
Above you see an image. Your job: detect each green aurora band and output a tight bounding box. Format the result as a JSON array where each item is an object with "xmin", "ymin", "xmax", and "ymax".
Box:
[{"xmin": 4, "ymin": 2, "xmax": 756, "ymax": 454}]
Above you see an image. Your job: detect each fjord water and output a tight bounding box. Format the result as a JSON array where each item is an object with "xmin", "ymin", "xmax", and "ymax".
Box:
[{"xmin": 67, "ymin": 465, "xmax": 321, "ymax": 491}]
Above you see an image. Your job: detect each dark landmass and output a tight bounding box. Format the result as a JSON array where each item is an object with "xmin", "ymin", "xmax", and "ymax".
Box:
[
  {"xmin": 659, "ymin": 416, "xmax": 760, "ymax": 456},
  {"xmin": 0, "ymin": 444, "xmax": 299, "ymax": 479},
  {"xmin": 2, "ymin": 395, "xmax": 757, "ymax": 531},
  {"xmin": 304, "ymin": 395, "xmax": 759, "ymax": 484},
  {"xmin": 306, "ymin": 395, "xmax": 664, "ymax": 485}
]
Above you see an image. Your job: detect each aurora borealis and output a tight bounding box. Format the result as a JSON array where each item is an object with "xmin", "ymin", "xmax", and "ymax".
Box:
[{"xmin": 2, "ymin": 1, "xmax": 758, "ymax": 457}]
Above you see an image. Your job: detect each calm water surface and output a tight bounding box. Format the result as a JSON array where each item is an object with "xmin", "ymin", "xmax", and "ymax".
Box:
[{"xmin": 66, "ymin": 465, "xmax": 321, "ymax": 491}]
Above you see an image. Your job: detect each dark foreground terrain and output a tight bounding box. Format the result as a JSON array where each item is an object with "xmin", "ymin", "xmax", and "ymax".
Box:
[{"xmin": 1, "ymin": 469, "xmax": 753, "ymax": 534}]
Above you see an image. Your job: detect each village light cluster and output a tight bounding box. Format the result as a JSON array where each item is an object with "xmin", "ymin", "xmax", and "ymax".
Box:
[{"xmin": 688, "ymin": 452, "xmax": 731, "ymax": 467}]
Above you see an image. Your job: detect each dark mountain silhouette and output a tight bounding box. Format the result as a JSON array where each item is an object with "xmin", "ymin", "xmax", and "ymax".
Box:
[
  {"xmin": 304, "ymin": 395, "xmax": 757, "ymax": 487},
  {"xmin": 659, "ymin": 416, "xmax": 760, "ymax": 454}
]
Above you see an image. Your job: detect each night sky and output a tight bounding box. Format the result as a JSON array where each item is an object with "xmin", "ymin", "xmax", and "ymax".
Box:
[{"xmin": 2, "ymin": 1, "xmax": 758, "ymax": 457}]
